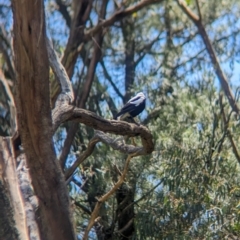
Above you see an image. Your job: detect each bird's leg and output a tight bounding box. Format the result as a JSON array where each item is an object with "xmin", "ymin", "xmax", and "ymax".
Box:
[
  {"xmin": 125, "ymin": 116, "xmax": 140, "ymax": 125},
  {"xmin": 132, "ymin": 117, "xmax": 140, "ymax": 126}
]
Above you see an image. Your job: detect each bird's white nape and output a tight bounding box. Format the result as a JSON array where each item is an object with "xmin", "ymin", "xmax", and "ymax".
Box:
[{"xmin": 128, "ymin": 92, "xmax": 146, "ymax": 106}]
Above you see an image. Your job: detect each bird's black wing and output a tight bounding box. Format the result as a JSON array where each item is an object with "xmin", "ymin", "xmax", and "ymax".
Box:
[{"xmin": 114, "ymin": 102, "xmax": 135, "ymax": 119}]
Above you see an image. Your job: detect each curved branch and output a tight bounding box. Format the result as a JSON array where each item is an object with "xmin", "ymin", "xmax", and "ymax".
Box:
[{"xmin": 52, "ymin": 105, "xmax": 154, "ymax": 155}]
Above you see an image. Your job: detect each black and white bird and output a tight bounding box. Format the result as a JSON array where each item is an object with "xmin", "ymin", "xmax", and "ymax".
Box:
[{"xmin": 114, "ymin": 92, "xmax": 146, "ymax": 121}]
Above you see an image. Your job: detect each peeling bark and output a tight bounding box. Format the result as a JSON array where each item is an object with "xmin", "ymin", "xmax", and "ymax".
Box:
[
  {"xmin": 0, "ymin": 137, "xmax": 28, "ymax": 240},
  {"xmin": 12, "ymin": 0, "xmax": 76, "ymax": 239}
]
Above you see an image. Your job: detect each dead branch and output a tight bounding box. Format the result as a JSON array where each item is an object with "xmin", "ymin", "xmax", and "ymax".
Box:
[
  {"xmin": 100, "ymin": 60, "xmax": 125, "ymax": 101},
  {"xmin": 59, "ymin": 123, "xmax": 79, "ymax": 170}
]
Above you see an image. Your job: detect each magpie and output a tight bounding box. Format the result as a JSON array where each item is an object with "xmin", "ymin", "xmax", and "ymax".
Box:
[{"xmin": 114, "ymin": 92, "xmax": 146, "ymax": 121}]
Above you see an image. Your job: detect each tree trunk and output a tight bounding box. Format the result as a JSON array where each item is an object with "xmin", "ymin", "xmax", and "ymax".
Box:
[{"xmin": 12, "ymin": 0, "xmax": 76, "ymax": 239}]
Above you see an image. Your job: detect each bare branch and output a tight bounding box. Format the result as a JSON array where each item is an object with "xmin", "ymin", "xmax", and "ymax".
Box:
[
  {"xmin": 177, "ymin": 0, "xmax": 240, "ymax": 115},
  {"xmin": 65, "ymin": 136, "xmax": 100, "ymax": 180},
  {"xmin": 65, "ymin": 130, "xmax": 144, "ymax": 180},
  {"xmin": 195, "ymin": 0, "xmax": 202, "ymax": 21},
  {"xmin": 177, "ymin": 0, "xmax": 199, "ymax": 22},
  {"xmin": 143, "ymin": 106, "xmax": 162, "ymax": 125},
  {"xmin": 83, "ymin": 153, "xmax": 137, "ymax": 240},
  {"xmin": 100, "ymin": 60, "xmax": 125, "ymax": 101},
  {"xmin": 58, "ymin": 0, "xmax": 108, "ymax": 170},
  {"xmin": 46, "ymin": 39, "xmax": 74, "ymax": 106},
  {"xmin": 117, "ymin": 218, "xmax": 134, "ymax": 234},
  {"xmin": 83, "ymin": 0, "xmax": 164, "ymax": 42},
  {"xmin": 52, "ymin": 105, "xmax": 154, "ymax": 155},
  {"xmin": 56, "ymin": 0, "xmax": 71, "ymax": 28},
  {"xmin": 74, "ymin": 200, "xmax": 91, "ymax": 215},
  {"xmin": 59, "ymin": 123, "xmax": 79, "ymax": 169}
]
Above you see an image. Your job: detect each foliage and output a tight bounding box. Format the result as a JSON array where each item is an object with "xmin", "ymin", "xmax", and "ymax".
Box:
[{"xmin": 1, "ymin": 0, "xmax": 240, "ymax": 239}]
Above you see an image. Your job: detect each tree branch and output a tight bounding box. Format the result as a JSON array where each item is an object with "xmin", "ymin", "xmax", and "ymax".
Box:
[
  {"xmin": 177, "ymin": 0, "xmax": 240, "ymax": 114},
  {"xmin": 47, "ymin": 38, "xmax": 74, "ymax": 106},
  {"xmin": 83, "ymin": 0, "xmax": 164, "ymax": 42},
  {"xmin": 195, "ymin": 0, "xmax": 202, "ymax": 21},
  {"xmin": 65, "ymin": 136, "xmax": 100, "ymax": 180},
  {"xmin": 52, "ymin": 105, "xmax": 154, "ymax": 155},
  {"xmin": 83, "ymin": 153, "xmax": 137, "ymax": 240},
  {"xmin": 100, "ymin": 60, "xmax": 125, "ymax": 101},
  {"xmin": 56, "ymin": 0, "xmax": 71, "ymax": 28},
  {"xmin": 65, "ymin": 130, "xmax": 144, "ymax": 180}
]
